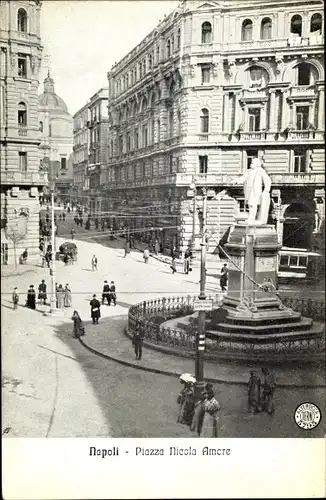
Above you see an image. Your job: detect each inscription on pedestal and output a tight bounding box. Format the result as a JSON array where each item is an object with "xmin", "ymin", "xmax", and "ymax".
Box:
[{"xmin": 255, "ymin": 256, "xmax": 276, "ymax": 273}]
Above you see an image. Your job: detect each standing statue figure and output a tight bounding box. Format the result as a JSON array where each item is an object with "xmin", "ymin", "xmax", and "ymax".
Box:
[{"xmin": 243, "ymin": 158, "xmax": 271, "ymax": 225}]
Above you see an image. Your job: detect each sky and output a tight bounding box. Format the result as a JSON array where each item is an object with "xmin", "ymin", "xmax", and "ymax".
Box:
[{"xmin": 39, "ymin": 0, "xmax": 178, "ymax": 115}]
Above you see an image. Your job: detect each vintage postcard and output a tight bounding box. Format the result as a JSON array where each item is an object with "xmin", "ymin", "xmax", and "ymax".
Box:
[{"xmin": 1, "ymin": 0, "xmax": 325, "ymax": 498}]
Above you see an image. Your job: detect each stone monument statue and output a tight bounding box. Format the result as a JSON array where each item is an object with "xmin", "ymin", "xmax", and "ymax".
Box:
[{"xmin": 243, "ymin": 158, "xmax": 271, "ymax": 225}]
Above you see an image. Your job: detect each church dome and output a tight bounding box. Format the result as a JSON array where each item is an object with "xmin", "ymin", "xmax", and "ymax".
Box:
[{"xmin": 38, "ymin": 72, "xmax": 69, "ymax": 114}]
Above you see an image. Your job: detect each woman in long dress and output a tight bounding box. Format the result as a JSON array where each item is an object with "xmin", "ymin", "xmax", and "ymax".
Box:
[
  {"xmin": 64, "ymin": 284, "xmax": 72, "ymax": 307},
  {"xmin": 71, "ymin": 310, "xmax": 85, "ymax": 338},
  {"xmin": 56, "ymin": 284, "xmax": 65, "ymax": 310},
  {"xmin": 177, "ymin": 382, "xmax": 195, "ymax": 425},
  {"xmin": 201, "ymin": 387, "xmax": 221, "ymax": 437}
]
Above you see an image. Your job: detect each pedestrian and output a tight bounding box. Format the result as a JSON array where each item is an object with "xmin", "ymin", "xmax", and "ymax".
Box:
[
  {"xmin": 171, "ymin": 257, "xmax": 177, "ymax": 274},
  {"xmin": 108, "ymin": 281, "xmax": 117, "ymax": 306},
  {"xmin": 200, "ymin": 386, "xmax": 221, "ymax": 437},
  {"xmin": 56, "ymin": 284, "xmax": 65, "ymax": 310},
  {"xmin": 261, "ymin": 368, "xmax": 276, "ymax": 414},
  {"xmin": 21, "ymin": 248, "xmax": 28, "ymax": 264},
  {"xmin": 190, "ymin": 390, "xmax": 206, "ymax": 436},
  {"xmin": 177, "ymin": 379, "xmax": 195, "ymax": 425},
  {"xmin": 132, "ymin": 327, "xmax": 143, "ymax": 360},
  {"xmin": 12, "ymin": 287, "xmax": 19, "ymax": 310},
  {"xmin": 220, "ymin": 263, "xmax": 228, "ymax": 292},
  {"xmin": 154, "ymin": 239, "xmax": 160, "ymax": 255},
  {"xmin": 64, "ymin": 284, "xmax": 72, "ymax": 307},
  {"xmin": 102, "ymin": 280, "xmax": 110, "ymax": 305},
  {"xmin": 247, "ymin": 371, "xmax": 262, "ymax": 414},
  {"xmin": 26, "ymin": 285, "xmax": 36, "ymax": 309},
  {"xmin": 62, "ymin": 211, "xmax": 66, "ymax": 222},
  {"xmin": 124, "ymin": 239, "xmax": 130, "ymax": 257},
  {"xmin": 90, "ymin": 294, "xmax": 101, "ymax": 324},
  {"xmin": 101, "ymin": 219, "xmax": 105, "ymax": 232},
  {"xmin": 143, "ymin": 248, "xmax": 150, "ymax": 264},
  {"xmin": 171, "ymin": 246, "xmax": 177, "ymax": 259},
  {"xmin": 183, "ymin": 247, "xmax": 192, "ymax": 274},
  {"xmin": 91, "ymin": 254, "xmax": 98, "ymax": 271},
  {"xmin": 59, "ymin": 213, "xmax": 62, "ymax": 222},
  {"xmin": 71, "ymin": 310, "xmax": 85, "ymax": 338},
  {"xmin": 63, "ymin": 252, "xmax": 69, "ymax": 265},
  {"xmin": 38, "ymin": 279, "xmax": 47, "ymax": 305},
  {"xmin": 71, "ymin": 228, "xmax": 75, "ymax": 240}
]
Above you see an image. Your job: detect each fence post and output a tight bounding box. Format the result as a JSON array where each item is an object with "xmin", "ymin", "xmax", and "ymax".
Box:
[
  {"xmin": 143, "ymin": 300, "xmax": 146, "ymax": 315},
  {"xmin": 162, "ymin": 297, "xmax": 166, "ymax": 314}
]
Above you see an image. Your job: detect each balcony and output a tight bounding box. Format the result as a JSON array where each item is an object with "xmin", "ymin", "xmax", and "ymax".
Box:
[
  {"xmin": 198, "ymin": 134, "xmax": 209, "ymax": 142},
  {"xmin": 18, "ymin": 124, "xmax": 27, "ymax": 136},
  {"xmin": 289, "ymin": 86, "xmax": 316, "ymax": 98},
  {"xmin": 222, "ymin": 36, "xmax": 323, "ymax": 53},
  {"xmin": 1, "ymin": 171, "xmax": 48, "ymax": 186},
  {"xmin": 240, "ymin": 131, "xmax": 268, "ymax": 140},
  {"xmin": 175, "ymin": 172, "xmax": 324, "ymax": 188},
  {"xmin": 287, "ymin": 130, "xmax": 317, "ymax": 140}
]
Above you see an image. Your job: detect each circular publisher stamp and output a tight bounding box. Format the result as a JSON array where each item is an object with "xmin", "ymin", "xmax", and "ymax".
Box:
[{"xmin": 294, "ymin": 402, "xmax": 321, "ymax": 430}]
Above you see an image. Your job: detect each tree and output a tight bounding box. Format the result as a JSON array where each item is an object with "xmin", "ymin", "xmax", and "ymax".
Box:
[{"xmin": 6, "ymin": 216, "xmax": 28, "ymax": 268}]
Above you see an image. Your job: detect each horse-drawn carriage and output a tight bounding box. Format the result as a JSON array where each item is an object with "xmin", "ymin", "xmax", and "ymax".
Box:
[{"xmin": 56, "ymin": 242, "xmax": 77, "ymax": 263}]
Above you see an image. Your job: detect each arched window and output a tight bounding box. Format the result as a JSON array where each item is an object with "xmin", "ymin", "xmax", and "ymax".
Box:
[
  {"xmin": 200, "ymin": 108, "xmax": 209, "ymax": 133},
  {"xmin": 148, "ymin": 54, "xmax": 153, "ymax": 69},
  {"xmin": 248, "ymin": 66, "xmax": 269, "ymax": 88},
  {"xmin": 18, "ymin": 102, "xmax": 27, "ymax": 125},
  {"xmin": 201, "ymin": 22, "xmax": 212, "ymax": 43},
  {"xmin": 156, "ymin": 45, "xmax": 160, "ymax": 63},
  {"xmin": 242, "ymin": 19, "xmax": 253, "ymax": 41},
  {"xmin": 261, "ymin": 17, "xmax": 272, "ymax": 39},
  {"xmin": 17, "ymin": 8, "xmax": 27, "ymax": 32},
  {"xmin": 291, "ymin": 15, "xmax": 302, "ymax": 36},
  {"xmin": 143, "ymin": 59, "xmax": 146, "ymax": 74},
  {"xmin": 171, "ymin": 36, "xmax": 175, "ymax": 52},
  {"xmin": 166, "ymin": 39, "xmax": 171, "ymax": 58},
  {"xmin": 39, "ymin": 121, "xmax": 43, "ymax": 132},
  {"xmin": 310, "ymin": 13, "xmax": 322, "ymax": 34},
  {"xmin": 297, "ymin": 63, "xmax": 311, "ymax": 86}
]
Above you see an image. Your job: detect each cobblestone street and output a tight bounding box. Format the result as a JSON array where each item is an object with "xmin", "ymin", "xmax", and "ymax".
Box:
[{"xmin": 2, "ymin": 234, "xmax": 325, "ymax": 438}]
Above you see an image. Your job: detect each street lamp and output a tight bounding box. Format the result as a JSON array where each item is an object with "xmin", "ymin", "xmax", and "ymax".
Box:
[{"xmin": 193, "ymin": 187, "xmax": 208, "ymax": 401}]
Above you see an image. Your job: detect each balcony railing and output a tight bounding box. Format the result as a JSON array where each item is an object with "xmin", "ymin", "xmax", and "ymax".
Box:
[
  {"xmin": 1, "ymin": 171, "xmax": 48, "ymax": 185},
  {"xmin": 288, "ymin": 130, "xmax": 317, "ymax": 140},
  {"xmin": 18, "ymin": 124, "xmax": 27, "ymax": 136},
  {"xmin": 175, "ymin": 172, "xmax": 324, "ymax": 187},
  {"xmin": 290, "ymin": 86, "xmax": 316, "ymax": 98},
  {"xmin": 240, "ymin": 131, "xmax": 267, "ymax": 140},
  {"xmin": 198, "ymin": 134, "xmax": 209, "ymax": 142}
]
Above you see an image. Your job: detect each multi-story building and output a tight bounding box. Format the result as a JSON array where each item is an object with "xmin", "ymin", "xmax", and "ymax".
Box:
[
  {"xmin": 73, "ymin": 103, "xmax": 90, "ymax": 207},
  {"xmin": 0, "ymin": 0, "xmax": 46, "ymax": 265},
  {"xmin": 105, "ymin": 0, "xmax": 324, "ymax": 265},
  {"xmin": 38, "ymin": 72, "xmax": 73, "ymax": 203},
  {"xmin": 87, "ymin": 88, "xmax": 109, "ymax": 215},
  {"xmin": 73, "ymin": 88, "xmax": 109, "ymax": 214}
]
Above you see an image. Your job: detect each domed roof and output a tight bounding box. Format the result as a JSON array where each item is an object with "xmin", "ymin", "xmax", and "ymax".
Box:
[{"xmin": 38, "ymin": 72, "xmax": 69, "ymax": 114}]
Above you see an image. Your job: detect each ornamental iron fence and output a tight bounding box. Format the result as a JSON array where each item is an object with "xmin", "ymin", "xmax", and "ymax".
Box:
[{"xmin": 128, "ymin": 295, "xmax": 325, "ymax": 358}]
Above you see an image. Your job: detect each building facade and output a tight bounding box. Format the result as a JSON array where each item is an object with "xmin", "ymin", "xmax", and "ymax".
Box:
[
  {"xmin": 38, "ymin": 72, "xmax": 73, "ymax": 203},
  {"xmin": 72, "ymin": 103, "xmax": 90, "ymax": 207},
  {"xmin": 72, "ymin": 88, "xmax": 109, "ymax": 214},
  {"xmin": 0, "ymin": 0, "xmax": 46, "ymax": 264},
  {"xmin": 105, "ymin": 0, "xmax": 324, "ymax": 262}
]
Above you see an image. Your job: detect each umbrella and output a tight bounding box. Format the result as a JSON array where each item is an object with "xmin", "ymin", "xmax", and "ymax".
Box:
[
  {"xmin": 179, "ymin": 373, "xmax": 196, "ymax": 384},
  {"xmin": 60, "ymin": 241, "xmax": 77, "ymax": 250}
]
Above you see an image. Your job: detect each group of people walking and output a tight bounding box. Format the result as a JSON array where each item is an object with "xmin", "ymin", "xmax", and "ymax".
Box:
[
  {"xmin": 247, "ymin": 368, "xmax": 276, "ymax": 415},
  {"xmin": 102, "ymin": 280, "xmax": 117, "ymax": 306},
  {"xmin": 177, "ymin": 376, "xmax": 221, "ymax": 438},
  {"xmin": 56, "ymin": 283, "xmax": 72, "ymax": 309}
]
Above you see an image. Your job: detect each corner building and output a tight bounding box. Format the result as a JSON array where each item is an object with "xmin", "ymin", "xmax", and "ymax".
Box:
[
  {"xmin": 0, "ymin": 0, "xmax": 46, "ymax": 264},
  {"xmin": 106, "ymin": 0, "xmax": 324, "ymax": 262}
]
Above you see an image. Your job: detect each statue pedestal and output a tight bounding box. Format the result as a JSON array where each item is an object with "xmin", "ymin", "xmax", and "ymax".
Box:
[{"xmin": 222, "ymin": 223, "xmax": 289, "ymax": 321}]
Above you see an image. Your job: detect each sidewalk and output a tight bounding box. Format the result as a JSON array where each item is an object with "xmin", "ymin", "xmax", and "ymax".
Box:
[{"xmin": 78, "ymin": 314, "xmax": 326, "ymax": 388}]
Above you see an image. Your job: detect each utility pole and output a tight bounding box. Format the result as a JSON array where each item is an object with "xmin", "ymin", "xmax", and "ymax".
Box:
[
  {"xmin": 49, "ymin": 191, "xmax": 57, "ymax": 313},
  {"xmin": 189, "ymin": 177, "xmax": 196, "ymax": 256},
  {"xmin": 194, "ymin": 187, "xmax": 207, "ymax": 400}
]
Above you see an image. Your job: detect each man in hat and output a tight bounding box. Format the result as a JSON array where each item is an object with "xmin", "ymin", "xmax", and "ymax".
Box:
[
  {"xmin": 90, "ymin": 294, "xmax": 101, "ymax": 324},
  {"xmin": 108, "ymin": 281, "xmax": 117, "ymax": 306},
  {"xmin": 247, "ymin": 371, "xmax": 261, "ymax": 414},
  {"xmin": 102, "ymin": 281, "xmax": 110, "ymax": 305},
  {"xmin": 38, "ymin": 279, "xmax": 47, "ymax": 305},
  {"xmin": 261, "ymin": 368, "xmax": 276, "ymax": 414},
  {"xmin": 132, "ymin": 325, "xmax": 143, "ymax": 360}
]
